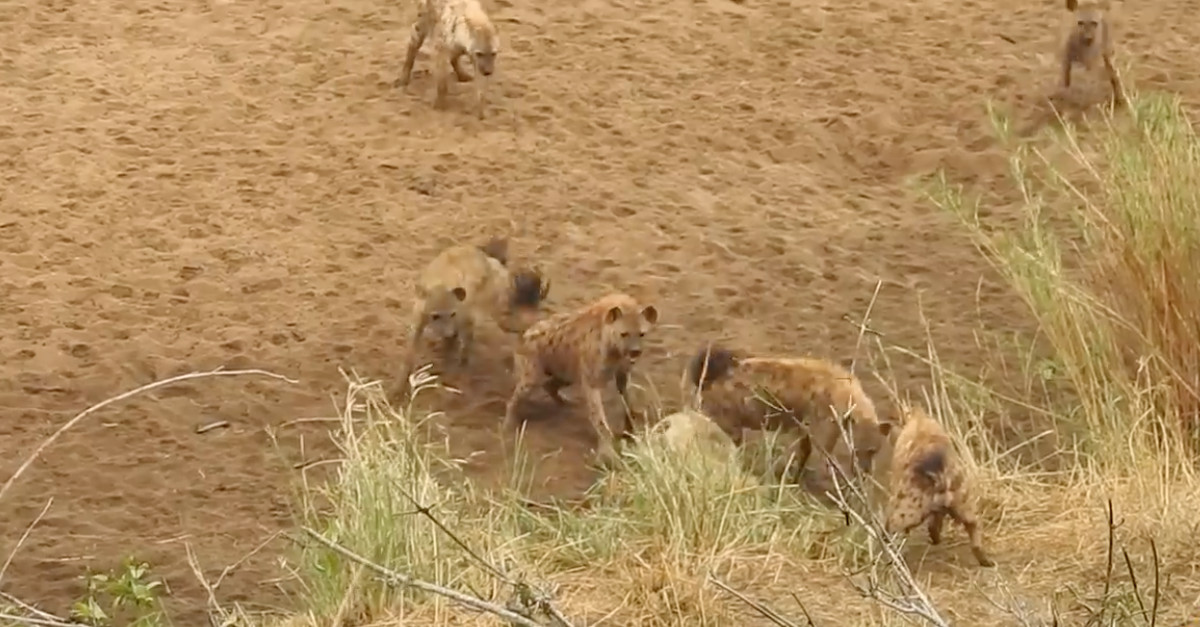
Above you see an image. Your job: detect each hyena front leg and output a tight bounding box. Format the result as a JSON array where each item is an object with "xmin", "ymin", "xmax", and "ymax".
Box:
[
  {"xmin": 542, "ymin": 376, "xmax": 569, "ymax": 404},
  {"xmin": 503, "ymin": 352, "xmax": 540, "ymax": 437},
  {"xmin": 583, "ymin": 383, "xmax": 620, "ymax": 468},
  {"xmin": 474, "ymin": 75, "xmax": 487, "ymax": 119},
  {"xmin": 394, "ymin": 302, "xmax": 429, "ymax": 402},
  {"xmin": 398, "ymin": 16, "xmax": 430, "ymax": 87},
  {"xmin": 1103, "ymin": 53, "xmax": 1125, "ymax": 107},
  {"xmin": 450, "ymin": 51, "xmax": 474, "ymax": 82},
  {"xmin": 613, "ymin": 369, "xmax": 635, "ymax": 440},
  {"xmin": 454, "ymin": 316, "xmax": 475, "ymax": 367},
  {"xmin": 432, "ymin": 44, "xmax": 453, "ymax": 109}
]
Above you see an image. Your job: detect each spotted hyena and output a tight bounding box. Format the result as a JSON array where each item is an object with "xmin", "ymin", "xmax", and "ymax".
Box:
[
  {"xmin": 884, "ymin": 403, "xmax": 995, "ymax": 567},
  {"xmin": 1061, "ymin": 0, "xmax": 1124, "ymax": 107},
  {"xmin": 683, "ymin": 345, "xmax": 893, "ymax": 483},
  {"xmin": 397, "ymin": 236, "xmax": 550, "ymax": 397},
  {"xmin": 503, "ymin": 293, "xmax": 659, "ymax": 467},
  {"xmin": 397, "ymin": 0, "xmax": 500, "ymax": 116}
]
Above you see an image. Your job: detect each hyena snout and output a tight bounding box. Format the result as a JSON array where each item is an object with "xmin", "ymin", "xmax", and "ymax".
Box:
[
  {"xmin": 426, "ymin": 315, "xmax": 460, "ymax": 341},
  {"xmin": 474, "ymin": 51, "xmax": 496, "ymax": 76},
  {"xmin": 625, "ymin": 337, "xmax": 644, "ymax": 359}
]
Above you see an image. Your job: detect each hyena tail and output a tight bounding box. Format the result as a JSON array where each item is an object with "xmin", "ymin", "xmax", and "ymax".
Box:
[
  {"xmin": 915, "ymin": 448, "xmax": 952, "ymax": 508},
  {"xmin": 685, "ymin": 344, "xmax": 739, "ymax": 391}
]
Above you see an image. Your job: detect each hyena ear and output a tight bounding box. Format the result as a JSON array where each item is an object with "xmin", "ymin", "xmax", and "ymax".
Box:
[
  {"xmin": 452, "ymin": 287, "xmax": 467, "ymax": 302},
  {"xmin": 479, "ymin": 237, "xmax": 509, "ymax": 266},
  {"xmin": 641, "ymin": 305, "xmax": 658, "ymax": 324},
  {"xmin": 1065, "ymin": 0, "xmax": 1078, "ymax": 11},
  {"xmin": 605, "ymin": 306, "xmax": 623, "ymax": 324}
]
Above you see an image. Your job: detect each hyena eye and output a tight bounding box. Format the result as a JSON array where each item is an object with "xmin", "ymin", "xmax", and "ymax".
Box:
[{"xmin": 620, "ymin": 331, "xmax": 630, "ymax": 338}]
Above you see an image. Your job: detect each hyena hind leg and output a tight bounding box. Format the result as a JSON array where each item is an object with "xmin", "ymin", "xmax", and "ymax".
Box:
[
  {"xmin": 927, "ymin": 510, "xmax": 946, "ymax": 545},
  {"xmin": 398, "ymin": 19, "xmax": 429, "ymax": 87},
  {"xmin": 947, "ymin": 506, "xmax": 996, "ymax": 567}
]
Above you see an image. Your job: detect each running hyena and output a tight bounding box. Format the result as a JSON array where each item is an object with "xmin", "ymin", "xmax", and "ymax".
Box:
[
  {"xmin": 397, "ymin": 0, "xmax": 500, "ymax": 116},
  {"xmin": 1061, "ymin": 0, "xmax": 1124, "ymax": 107}
]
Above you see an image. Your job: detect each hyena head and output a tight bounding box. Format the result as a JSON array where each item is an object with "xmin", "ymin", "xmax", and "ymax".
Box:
[
  {"xmin": 1067, "ymin": 0, "xmax": 1107, "ymax": 46},
  {"xmin": 423, "ymin": 286, "xmax": 468, "ymax": 341},
  {"xmin": 844, "ymin": 413, "xmax": 895, "ymax": 475},
  {"xmin": 602, "ymin": 302, "xmax": 659, "ymax": 361},
  {"xmin": 505, "ymin": 267, "xmax": 550, "ymax": 332},
  {"xmin": 469, "ymin": 22, "xmax": 500, "ymax": 77}
]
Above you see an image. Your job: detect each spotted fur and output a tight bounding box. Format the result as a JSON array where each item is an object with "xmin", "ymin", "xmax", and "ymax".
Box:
[
  {"xmin": 884, "ymin": 403, "xmax": 995, "ymax": 567},
  {"xmin": 1062, "ymin": 0, "xmax": 1123, "ymax": 107},
  {"xmin": 397, "ymin": 237, "xmax": 549, "ymax": 396},
  {"xmin": 503, "ymin": 293, "xmax": 659, "ymax": 467},
  {"xmin": 397, "ymin": 0, "xmax": 500, "ymax": 116},
  {"xmin": 684, "ymin": 345, "xmax": 893, "ymax": 482}
]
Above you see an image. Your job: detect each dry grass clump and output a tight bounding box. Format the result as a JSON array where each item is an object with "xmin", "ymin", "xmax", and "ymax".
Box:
[
  {"xmin": 269, "ymin": 377, "xmax": 862, "ymax": 627},
  {"xmin": 933, "ymin": 90, "xmax": 1200, "ymax": 469}
]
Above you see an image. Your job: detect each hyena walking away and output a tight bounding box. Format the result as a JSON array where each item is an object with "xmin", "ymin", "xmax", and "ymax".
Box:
[
  {"xmin": 884, "ymin": 403, "xmax": 995, "ymax": 567},
  {"xmin": 396, "ymin": 237, "xmax": 549, "ymax": 399},
  {"xmin": 684, "ymin": 345, "xmax": 893, "ymax": 482},
  {"xmin": 1061, "ymin": 0, "xmax": 1124, "ymax": 107},
  {"xmin": 397, "ymin": 0, "xmax": 500, "ymax": 116},
  {"xmin": 503, "ymin": 293, "xmax": 659, "ymax": 467}
]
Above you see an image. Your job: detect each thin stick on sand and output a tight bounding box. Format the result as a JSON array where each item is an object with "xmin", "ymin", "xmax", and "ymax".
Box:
[
  {"xmin": 0, "ymin": 368, "xmax": 298, "ymax": 505},
  {"xmin": 0, "ymin": 497, "xmax": 53, "ymax": 585}
]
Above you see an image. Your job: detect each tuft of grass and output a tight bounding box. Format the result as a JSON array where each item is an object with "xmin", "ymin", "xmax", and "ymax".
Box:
[
  {"xmin": 270, "ymin": 379, "xmax": 863, "ymax": 626},
  {"xmin": 283, "ymin": 373, "xmax": 527, "ymax": 625}
]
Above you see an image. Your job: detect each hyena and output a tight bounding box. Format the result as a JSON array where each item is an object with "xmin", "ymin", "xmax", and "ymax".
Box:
[
  {"xmin": 397, "ymin": 0, "xmax": 500, "ymax": 116},
  {"xmin": 683, "ymin": 345, "xmax": 893, "ymax": 483},
  {"xmin": 1061, "ymin": 0, "xmax": 1124, "ymax": 107},
  {"xmin": 503, "ymin": 293, "xmax": 659, "ymax": 467},
  {"xmin": 397, "ymin": 237, "xmax": 549, "ymax": 397},
  {"xmin": 884, "ymin": 403, "xmax": 995, "ymax": 567}
]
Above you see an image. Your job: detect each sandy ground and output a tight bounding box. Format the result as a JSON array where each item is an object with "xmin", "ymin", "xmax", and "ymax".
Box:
[{"xmin": 1, "ymin": 0, "xmax": 1195, "ymax": 622}]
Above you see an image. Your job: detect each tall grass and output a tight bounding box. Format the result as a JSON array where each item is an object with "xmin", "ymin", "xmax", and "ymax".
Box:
[{"xmin": 930, "ymin": 92, "xmax": 1200, "ymax": 476}]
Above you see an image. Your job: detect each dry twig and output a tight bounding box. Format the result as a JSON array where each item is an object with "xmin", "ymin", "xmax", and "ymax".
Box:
[
  {"xmin": 0, "ymin": 613, "xmax": 87, "ymax": 627},
  {"xmin": 392, "ymin": 483, "xmax": 574, "ymax": 626},
  {"xmin": 709, "ymin": 576, "xmax": 805, "ymax": 627},
  {"xmin": 820, "ymin": 404, "xmax": 952, "ymax": 627},
  {"xmin": 299, "ymin": 526, "xmax": 549, "ymax": 627},
  {"xmin": 0, "ymin": 591, "xmax": 89, "ymax": 627}
]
